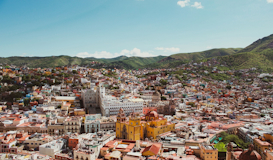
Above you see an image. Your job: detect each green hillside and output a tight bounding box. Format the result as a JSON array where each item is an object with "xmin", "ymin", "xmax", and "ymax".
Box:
[
  {"xmin": 146, "ymin": 48, "xmax": 241, "ymax": 69},
  {"xmin": 217, "ymin": 34, "xmax": 273, "ymax": 70},
  {"xmin": 1, "ymin": 34, "xmax": 273, "ymax": 70},
  {"xmin": 0, "ymin": 55, "xmax": 166, "ymax": 69},
  {"xmin": 0, "ymin": 56, "xmax": 91, "ymax": 68},
  {"xmin": 106, "ymin": 56, "xmax": 166, "ymax": 69},
  {"xmin": 239, "ymin": 34, "xmax": 273, "ymax": 53}
]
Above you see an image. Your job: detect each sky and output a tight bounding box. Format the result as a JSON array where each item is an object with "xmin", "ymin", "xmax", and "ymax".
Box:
[{"xmin": 0, "ymin": 0, "xmax": 273, "ymax": 58}]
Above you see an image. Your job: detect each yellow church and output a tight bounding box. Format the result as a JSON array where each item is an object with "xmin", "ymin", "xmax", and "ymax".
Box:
[{"xmin": 116, "ymin": 108, "xmax": 175, "ymax": 140}]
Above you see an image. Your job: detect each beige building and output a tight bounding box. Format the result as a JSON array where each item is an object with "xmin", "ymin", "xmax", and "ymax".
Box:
[
  {"xmin": 100, "ymin": 116, "xmax": 116, "ymax": 132},
  {"xmin": 199, "ymin": 143, "xmax": 218, "ymax": 160},
  {"xmin": 64, "ymin": 116, "xmax": 82, "ymax": 134},
  {"xmin": 23, "ymin": 134, "xmax": 53, "ymax": 150},
  {"xmin": 48, "ymin": 124, "xmax": 65, "ymax": 136}
]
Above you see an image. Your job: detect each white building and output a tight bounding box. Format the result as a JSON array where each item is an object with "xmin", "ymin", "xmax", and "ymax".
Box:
[
  {"xmin": 39, "ymin": 139, "xmax": 66, "ymax": 157},
  {"xmin": 29, "ymin": 114, "xmax": 46, "ymax": 123},
  {"xmin": 74, "ymin": 131, "xmax": 115, "ymax": 160},
  {"xmin": 100, "ymin": 96, "xmax": 144, "ymax": 116}
]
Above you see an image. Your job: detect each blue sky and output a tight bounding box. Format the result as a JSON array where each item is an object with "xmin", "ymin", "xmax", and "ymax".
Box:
[{"xmin": 0, "ymin": 0, "xmax": 273, "ymax": 58}]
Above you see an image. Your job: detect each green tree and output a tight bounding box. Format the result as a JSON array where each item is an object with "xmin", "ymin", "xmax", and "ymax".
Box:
[
  {"xmin": 159, "ymin": 79, "xmax": 168, "ymax": 85},
  {"xmin": 214, "ymin": 142, "xmax": 227, "ymax": 152},
  {"xmin": 226, "ymin": 85, "xmax": 232, "ymax": 90},
  {"xmin": 72, "ymin": 70, "xmax": 78, "ymax": 74},
  {"xmin": 161, "ymin": 96, "xmax": 167, "ymax": 100},
  {"xmin": 24, "ymin": 98, "xmax": 30, "ymax": 106}
]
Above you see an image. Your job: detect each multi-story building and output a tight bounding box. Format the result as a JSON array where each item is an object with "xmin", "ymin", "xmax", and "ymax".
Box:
[
  {"xmin": 81, "ymin": 86, "xmax": 105, "ymax": 109},
  {"xmin": 64, "ymin": 116, "xmax": 82, "ymax": 134},
  {"xmin": 48, "ymin": 124, "xmax": 65, "ymax": 136},
  {"xmin": 23, "ymin": 133, "xmax": 53, "ymax": 151},
  {"xmin": 100, "ymin": 116, "xmax": 116, "ymax": 132},
  {"xmin": 39, "ymin": 139, "xmax": 66, "ymax": 157},
  {"xmin": 199, "ymin": 143, "xmax": 218, "ymax": 160},
  {"xmin": 253, "ymin": 138, "xmax": 272, "ymax": 160},
  {"xmin": 28, "ymin": 114, "xmax": 46, "ymax": 123},
  {"xmin": 101, "ymin": 96, "xmax": 144, "ymax": 117},
  {"xmin": 116, "ymin": 109, "xmax": 175, "ymax": 140},
  {"xmin": 17, "ymin": 122, "xmax": 48, "ymax": 135},
  {"xmin": 84, "ymin": 114, "xmax": 101, "ymax": 133},
  {"xmin": 0, "ymin": 131, "xmax": 17, "ymax": 153}
]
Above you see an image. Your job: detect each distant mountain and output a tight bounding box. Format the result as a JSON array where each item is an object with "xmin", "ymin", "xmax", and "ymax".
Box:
[
  {"xmin": 145, "ymin": 48, "xmax": 241, "ymax": 69},
  {"xmin": 85, "ymin": 55, "xmax": 128, "ymax": 63},
  {"xmin": 217, "ymin": 34, "xmax": 273, "ymax": 70},
  {"xmin": 0, "ymin": 56, "xmax": 90, "ymax": 68},
  {"xmin": 106, "ymin": 56, "xmax": 167, "ymax": 69},
  {"xmin": 239, "ymin": 34, "xmax": 273, "ymax": 53},
  {"xmin": 2, "ymin": 34, "xmax": 273, "ymax": 70},
  {"xmin": 0, "ymin": 55, "xmax": 166, "ymax": 69}
]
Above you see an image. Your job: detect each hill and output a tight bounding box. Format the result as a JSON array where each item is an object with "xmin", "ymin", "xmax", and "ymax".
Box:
[
  {"xmin": 2, "ymin": 33, "xmax": 273, "ymax": 70},
  {"xmin": 0, "ymin": 56, "xmax": 92, "ymax": 68},
  {"xmin": 217, "ymin": 34, "xmax": 273, "ymax": 70},
  {"xmin": 106, "ymin": 56, "xmax": 166, "ymax": 69},
  {"xmin": 146, "ymin": 48, "xmax": 241, "ymax": 69},
  {"xmin": 0, "ymin": 55, "xmax": 166, "ymax": 69}
]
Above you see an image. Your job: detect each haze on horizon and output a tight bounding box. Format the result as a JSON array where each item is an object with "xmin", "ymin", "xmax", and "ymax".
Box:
[{"xmin": 0, "ymin": 0, "xmax": 273, "ymax": 58}]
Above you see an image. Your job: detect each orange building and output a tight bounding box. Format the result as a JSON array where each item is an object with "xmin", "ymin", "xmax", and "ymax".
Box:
[{"xmin": 143, "ymin": 107, "xmax": 157, "ymax": 115}]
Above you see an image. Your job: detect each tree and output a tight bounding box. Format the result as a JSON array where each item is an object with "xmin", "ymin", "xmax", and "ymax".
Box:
[
  {"xmin": 159, "ymin": 79, "xmax": 167, "ymax": 85},
  {"xmin": 161, "ymin": 96, "xmax": 167, "ymax": 100},
  {"xmin": 214, "ymin": 142, "xmax": 227, "ymax": 152},
  {"xmin": 220, "ymin": 132, "xmax": 250, "ymax": 149},
  {"xmin": 72, "ymin": 70, "xmax": 78, "ymax": 74},
  {"xmin": 226, "ymin": 85, "xmax": 232, "ymax": 90},
  {"xmin": 24, "ymin": 98, "xmax": 30, "ymax": 107}
]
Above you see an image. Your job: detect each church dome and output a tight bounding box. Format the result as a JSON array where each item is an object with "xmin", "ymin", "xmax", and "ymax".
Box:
[
  {"xmin": 146, "ymin": 111, "xmax": 159, "ymax": 118},
  {"xmin": 239, "ymin": 144, "xmax": 261, "ymax": 160}
]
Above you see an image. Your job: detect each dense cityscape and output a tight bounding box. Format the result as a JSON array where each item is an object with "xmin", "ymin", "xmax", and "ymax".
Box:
[
  {"xmin": 0, "ymin": 59, "xmax": 272, "ymax": 160},
  {"xmin": 1, "ymin": 0, "xmax": 273, "ymax": 160}
]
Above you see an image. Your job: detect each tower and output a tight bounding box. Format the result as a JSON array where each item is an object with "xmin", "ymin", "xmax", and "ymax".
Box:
[
  {"xmin": 226, "ymin": 142, "xmax": 232, "ymax": 160},
  {"xmin": 128, "ymin": 112, "xmax": 141, "ymax": 141},
  {"xmin": 116, "ymin": 108, "xmax": 127, "ymax": 139}
]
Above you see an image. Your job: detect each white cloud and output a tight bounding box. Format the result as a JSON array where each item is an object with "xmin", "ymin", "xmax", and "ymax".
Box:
[
  {"xmin": 267, "ymin": 0, "xmax": 273, "ymax": 3},
  {"xmin": 206, "ymin": 46, "xmax": 212, "ymax": 49},
  {"xmin": 191, "ymin": 2, "xmax": 203, "ymax": 9},
  {"xmin": 155, "ymin": 47, "xmax": 180, "ymax": 53},
  {"xmin": 76, "ymin": 48, "xmax": 155, "ymax": 58},
  {"xmin": 177, "ymin": 0, "xmax": 190, "ymax": 8},
  {"xmin": 20, "ymin": 53, "xmax": 33, "ymax": 57},
  {"xmin": 76, "ymin": 51, "xmax": 113, "ymax": 58}
]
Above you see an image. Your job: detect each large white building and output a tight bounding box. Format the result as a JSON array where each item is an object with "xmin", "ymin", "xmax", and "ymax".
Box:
[
  {"xmin": 39, "ymin": 139, "xmax": 66, "ymax": 158},
  {"xmin": 82, "ymin": 84, "xmax": 143, "ymax": 117},
  {"xmin": 100, "ymin": 95, "xmax": 144, "ymax": 116}
]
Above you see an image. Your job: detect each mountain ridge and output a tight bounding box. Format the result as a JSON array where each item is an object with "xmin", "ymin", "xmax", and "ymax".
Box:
[{"xmin": 1, "ymin": 33, "xmax": 273, "ymax": 70}]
